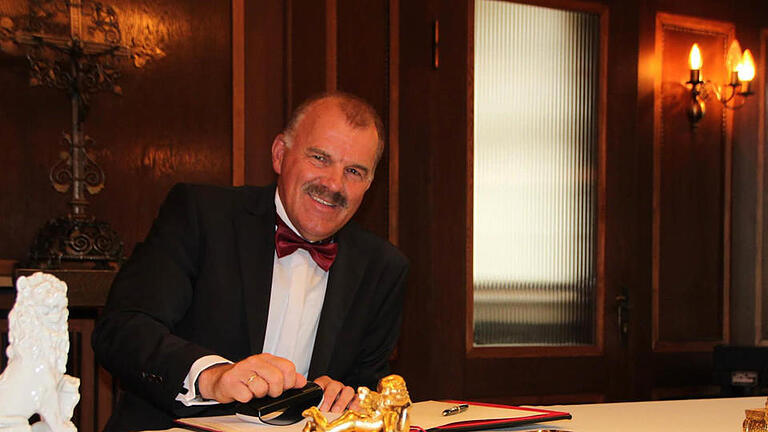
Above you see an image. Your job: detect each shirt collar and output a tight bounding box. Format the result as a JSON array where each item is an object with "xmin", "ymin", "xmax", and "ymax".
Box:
[{"xmin": 274, "ymin": 190, "xmax": 305, "ymax": 239}]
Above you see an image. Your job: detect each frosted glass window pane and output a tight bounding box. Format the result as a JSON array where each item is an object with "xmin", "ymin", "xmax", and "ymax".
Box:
[{"xmin": 473, "ymin": 0, "xmax": 599, "ymax": 346}]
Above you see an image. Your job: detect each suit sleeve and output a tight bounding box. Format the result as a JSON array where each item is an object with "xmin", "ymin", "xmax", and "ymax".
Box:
[
  {"xmin": 92, "ymin": 183, "xmax": 218, "ymax": 414},
  {"xmin": 346, "ymin": 251, "xmax": 409, "ymax": 389}
]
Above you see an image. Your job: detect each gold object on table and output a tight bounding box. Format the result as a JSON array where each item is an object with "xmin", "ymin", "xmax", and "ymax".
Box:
[
  {"xmin": 743, "ymin": 398, "xmax": 768, "ymax": 432},
  {"xmin": 744, "ymin": 409, "xmax": 767, "ymax": 431},
  {"xmin": 303, "ymin": 374, "xmax": 411, "ymax": 432}
]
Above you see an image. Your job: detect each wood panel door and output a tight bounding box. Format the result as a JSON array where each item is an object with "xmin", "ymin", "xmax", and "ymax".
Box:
[
  {"xmin": 394, "ymin": 0, "xmax": 631, "ymax": 404},
  {"xmin": 393, "ymin": 0, "xmax": 734, "ymax": 404}
]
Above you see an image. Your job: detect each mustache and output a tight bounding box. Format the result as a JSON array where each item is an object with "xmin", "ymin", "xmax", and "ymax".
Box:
[{"xmin": 303, "ymin": 183, "xmax": 349, "ymax": 209}]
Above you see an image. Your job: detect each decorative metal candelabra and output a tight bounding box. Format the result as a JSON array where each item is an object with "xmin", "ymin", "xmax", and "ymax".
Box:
[{"xmin": 0, "ymin": 0, "xmax": 164, "ymax": 268}]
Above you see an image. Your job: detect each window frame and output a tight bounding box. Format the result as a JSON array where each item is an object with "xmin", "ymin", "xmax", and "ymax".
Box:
[{"xmin": 466, "ymin": 0, "xmax": 609, "ymax": 358}]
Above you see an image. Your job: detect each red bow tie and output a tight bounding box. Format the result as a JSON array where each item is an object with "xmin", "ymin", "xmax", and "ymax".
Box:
[{"xmin": 274, "ymin": 217, "xmax": 338, "ymax": 271}]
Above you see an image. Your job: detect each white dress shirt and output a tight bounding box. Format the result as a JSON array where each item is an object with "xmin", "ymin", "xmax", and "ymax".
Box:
[{"xmin": 176, "ymin": 191, "xmax": 329, "ymax": 405}]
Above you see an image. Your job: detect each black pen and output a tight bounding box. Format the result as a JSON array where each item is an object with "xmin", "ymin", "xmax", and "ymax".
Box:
[{"xmin": 442, "ymin": 404, "xmax": 469, "ymax": 416}]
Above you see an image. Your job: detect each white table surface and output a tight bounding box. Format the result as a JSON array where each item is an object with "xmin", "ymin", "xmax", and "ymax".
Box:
[
  {"xmin": 510, "ymin": 396, "xmax": 766, "ymax": 432},
  {"xmin": 157, "ymin": 396, "xmax": 765, "ymax": 432}
]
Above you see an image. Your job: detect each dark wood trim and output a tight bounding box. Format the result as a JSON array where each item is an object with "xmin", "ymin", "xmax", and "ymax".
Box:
[
  {"xmin": 693, "ymin": 13, "xmax": 732, "ymax": 348},
  {"xmin": 466, "ymin": 0, "xmax": 609, "ymax": 358},
  {"xmin": 468, "ymin": 345, "xmax": 603, "ymax": 359},
  {"xmin": 388, "ymin": 0, "xmax": 400, "ymax": 246},
  {"xmin": 650, "ymin": 9, "xmax": 662, "ymax": 350},
  {"xmin": 96, "ymin": 366, "xmax": 116, "ymax": 432},
  {"xmin": 756, "ymin": 28, "xmax": 767, "ymax": 345},
  {"xmin": 465, "ymin": 0, "xmax": 475, "ymax": 358},
  {"xmin": 0, "ymin": 260, "xmax": 17, "ymax": 288},
  {"xmin": 71, "ymin": 319, "xmax": 96, "ymax": 432},
  {"xmin": 723, "ymin": 24, "xmax": 733, "ymax": 354},
  {"xmin": 652, "ymin": 13, "xmax": 734, "ymax": 352},
  {"xmin": 0, "ymin": 259, "xmax": 17, "ymax": 276},
  {"xmin": 595, "ymin": 4, "xmax": 609, "ymax": 357},
  {"xmin": 232, "ymin": 0, "xmax": 245, "ymax": 186},
  {"xmin": 653, "ymin": 340, "xmax": 727, "ymax": 352},
  {"xmin": 326, "ymin": 0, "xmax": 337, "ymax": 91},
  {"xmin": 284, "ymin": 0, "xmax": 293, "ymax": 116}
]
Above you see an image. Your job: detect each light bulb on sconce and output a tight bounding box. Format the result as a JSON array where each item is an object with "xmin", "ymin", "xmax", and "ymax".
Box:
[
  {"xmin": 737, "ymin": 49, "xmax": 756, "ymax": 91},
  {"xmin": 685, "ymin": 40, "xmax": 756, "ymax": 128},
  {"xmin": 689, "ymin": 43, "xmax": 703, "ymax": 72},
  {"xmin": 686, "ymin": 43, "xmax": 705, "ymax": 125}
]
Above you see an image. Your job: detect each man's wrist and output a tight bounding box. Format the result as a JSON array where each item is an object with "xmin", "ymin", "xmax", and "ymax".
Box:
[
  {"xmin": 194, "ymin": 378, "xmax": 210, "ymax": 401},
  {"xmin": 186, "ymin": 355, "xmax": 232, "ymax": 403}
]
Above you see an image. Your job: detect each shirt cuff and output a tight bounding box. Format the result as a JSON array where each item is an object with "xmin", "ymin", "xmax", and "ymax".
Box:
[{"xmin": 175, "ymin": 355, "xmax": 233, "ymax": 406}]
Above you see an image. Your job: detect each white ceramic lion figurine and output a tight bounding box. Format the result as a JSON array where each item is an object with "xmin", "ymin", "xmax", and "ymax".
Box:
[{"xmin": 0, "ymin": 272, "xmax": 80, "ymax": 432}]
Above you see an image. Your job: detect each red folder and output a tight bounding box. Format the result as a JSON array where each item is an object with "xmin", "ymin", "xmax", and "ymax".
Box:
[{"xmin": 410, "ymin": 400, "xmax": 571, "ymax": 432}]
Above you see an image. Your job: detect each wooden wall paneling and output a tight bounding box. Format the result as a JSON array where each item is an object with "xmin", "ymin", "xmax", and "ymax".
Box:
[
  {"xmin": 601, "ymin": 0, "xmax": 653, "ymax": 402},
  {"xmin": 417, "ymin": 0, "xmax": 470, "ymax": 400},
  {"xmin": 758, "ymin": 28, "xmax": 768, "ymax": 345},
  {"xmin": 464, "ymin": 0, "xmax": 474, "ymax": 367},
  {"xmin": 0, "ymin": 0, "xmax": 234, "ymax": 259},
  {"xmin": 68, "ymin": 319, "xmax": 96, "ymax": 432},
  {"xmin": 288, "ymin": 0, "xmax": 331, "ymax": 111},
  {"xmin": 0, "ymin": 40, "xmax": 68, "ymax": 260},
  {"xmin": 85, "ymin": 0, "xmax": 235, "ymax": 255},
  {"xmin": 393, "ymin": 0, "xmax": 467, "ymax": 401},
  {"xmin": 232, "ymin": 0, "xmax": 245, "ymax": 186},
  {"xmin": 95, "ymin": 366, "xmax": 117, "ymax": 432},
  {"xmin": 243, "ymin": 0, "xmax": 286, "ymax": 186},
  {"xmin": 388, "ymin": 0, "xmax": 400, "ymax": 246},
  {"xmin": 727, "ymin": 1, "xmax": 763, "ymax": 348},
  {"xmin": 337, "ymin": 0, "xmax": 391, "ymax": 239},
  {"xmin": 326, "ymin": 0, "xmax": 338, "ymax": 92},
  {"xmin": 652, "ymin": 13, "xmax": 733, "ymax": 352},
  {"xmin": 243, "ymin": 0, "xmax": 290, "ymax": 185}
]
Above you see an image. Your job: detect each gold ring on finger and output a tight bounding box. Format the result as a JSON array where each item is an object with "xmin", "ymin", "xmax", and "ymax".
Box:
[{"xmin": 246, "ymin": 374, "xmax": 258, "ymax": 385}]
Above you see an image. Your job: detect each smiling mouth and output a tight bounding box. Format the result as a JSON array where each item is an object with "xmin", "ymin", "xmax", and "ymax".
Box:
[
  {"xmin": 302, "ymin": 182, "xmax": 349, "ymax": 209},
  {"xmin": 309, "ymin": 193, "xmax": 337, "ymax": 208}
]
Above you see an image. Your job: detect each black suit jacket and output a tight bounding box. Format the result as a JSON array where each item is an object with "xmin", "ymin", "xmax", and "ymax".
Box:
[{"xmin": 92, "ymin": 183, "xmax": 408, "ymax": 431}]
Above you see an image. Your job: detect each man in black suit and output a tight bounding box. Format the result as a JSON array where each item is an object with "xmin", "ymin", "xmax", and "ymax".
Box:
[{"xmin": 92, "ymin": 92, "xmax": 408, "ymax": 431}]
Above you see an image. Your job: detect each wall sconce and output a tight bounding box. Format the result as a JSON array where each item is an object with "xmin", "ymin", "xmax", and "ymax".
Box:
[{"xmin": 686, "ymin": 40, "xmax": 756, "ymax": 127}]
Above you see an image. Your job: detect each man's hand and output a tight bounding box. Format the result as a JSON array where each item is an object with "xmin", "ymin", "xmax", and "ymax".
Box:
[
  {"xmin": 197, "ymin": 353, "xmax": 307, "ymax": 403},
  {"xmin": 314, "ymin": 375, "xmax": 357, "ymax": 413}
]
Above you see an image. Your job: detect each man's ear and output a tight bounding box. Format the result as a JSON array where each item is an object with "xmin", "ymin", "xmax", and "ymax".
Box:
[{"xmin": 271, "ymin": 134, "xmax": 287, "ymax": 175}]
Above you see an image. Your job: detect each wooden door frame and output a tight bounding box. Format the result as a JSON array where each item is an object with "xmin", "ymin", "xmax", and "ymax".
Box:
[
  {"xmin": 465, "ymin": 0, "xmax": 609, "ymax": 359},
  {"xmin": 756, "ymin": 28, "xmax": 767, "ymax": 346}
]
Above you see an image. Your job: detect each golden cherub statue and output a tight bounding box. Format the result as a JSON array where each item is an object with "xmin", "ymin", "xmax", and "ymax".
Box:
[{"xmin": 303, "ymin": 375, "xmax": 411, "ymax": 432}]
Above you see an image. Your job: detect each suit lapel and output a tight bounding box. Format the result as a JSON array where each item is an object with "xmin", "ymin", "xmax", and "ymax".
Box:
[
  {"xmin": 235, "ymin": 185, "xmax": 277, "ymax": 355},
  {"xmin": 308, "ymin": 223, "xmax": 367, "ymax": 378}
]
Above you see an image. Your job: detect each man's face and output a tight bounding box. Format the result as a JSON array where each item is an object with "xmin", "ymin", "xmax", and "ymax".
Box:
[{"xmin": 272, "ymin": 100, "xmax": 379, "ymax": 242}]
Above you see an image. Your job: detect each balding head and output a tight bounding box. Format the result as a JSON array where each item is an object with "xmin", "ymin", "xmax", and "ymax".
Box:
[{"xmin": 283, "ymin": 91, "xmax": 385, "ymax": 167}]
